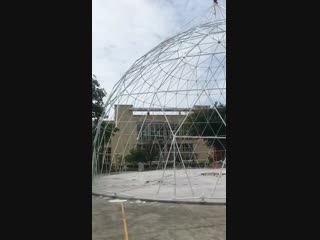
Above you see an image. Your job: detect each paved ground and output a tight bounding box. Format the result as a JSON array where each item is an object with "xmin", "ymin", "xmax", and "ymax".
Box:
[
  {"xmin": 92, "ymin": 196, "xmax": 226, "ymax": 240},
  {"xmin": 93, "ymin": 169, "xmax": 226, "ymax": 203}
]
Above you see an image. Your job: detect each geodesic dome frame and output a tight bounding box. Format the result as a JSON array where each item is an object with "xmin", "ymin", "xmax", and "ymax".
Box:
[{"xmin": 92, "ymin": 19, "xmax": 226, "ymax": 203}]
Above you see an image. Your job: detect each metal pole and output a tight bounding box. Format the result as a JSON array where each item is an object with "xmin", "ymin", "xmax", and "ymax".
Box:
[
  {"xmin": 211, "ymin": 157, "xmax": 226, "ymax": 196},
  {"xmin": 173, "ymin": 135, "xmax": 176, "ymax": 198}
]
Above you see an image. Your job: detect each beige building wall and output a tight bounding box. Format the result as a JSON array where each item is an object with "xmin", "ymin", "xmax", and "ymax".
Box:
[{"xmin": 110, "ymin": 105, "xmax": 211, "ymax": 166}]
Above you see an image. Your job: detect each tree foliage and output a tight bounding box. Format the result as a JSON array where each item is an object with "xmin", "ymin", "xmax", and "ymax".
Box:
[
  {"xmin": 125, "ymin": 148, "xmax": 147, "ymax": 164},
  {"xmin": 92, "ymin": 121, "xmax": 119, "ymax": 145},
  {"xmin": 92, "ymin": 75, "xmax": 118, "ymax": 143},
  {"xmin": 92, "ymin": 75, "xmax": 106, "ymax": 122},
  {"xmin": 187, "ymin": 102, "xmax": 226, "ymax": 150},
  {"xmin": 125, "ymin": 144, "xmax": 159, "ymax": 166}
]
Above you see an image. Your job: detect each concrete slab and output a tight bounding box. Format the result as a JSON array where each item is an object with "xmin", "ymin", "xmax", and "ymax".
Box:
[{"xmin": 93, "ymin": 168, "xmax": 226, "ymax": 203}]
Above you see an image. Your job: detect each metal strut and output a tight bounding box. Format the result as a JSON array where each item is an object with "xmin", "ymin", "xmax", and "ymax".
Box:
[{"xmin": 213, "ymin": 0, "xmax": 218, "ymax": 16}]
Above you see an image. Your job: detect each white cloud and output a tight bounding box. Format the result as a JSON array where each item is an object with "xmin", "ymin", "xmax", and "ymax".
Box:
[{"xmin": 92, "ymin": 0, "xmax": 225, "ymax": 95}]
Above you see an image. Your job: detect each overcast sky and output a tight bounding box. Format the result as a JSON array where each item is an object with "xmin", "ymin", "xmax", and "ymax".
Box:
[{"xmin": 92, "ymin": 0, "xmax": 225, "ymax": 94}]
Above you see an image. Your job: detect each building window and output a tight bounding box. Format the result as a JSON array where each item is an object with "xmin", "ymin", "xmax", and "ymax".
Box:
[
  {"xmin": 106, "ymin": 147, "xmax": 112, "ymax": 161},
  {"xmin": 150, "ymin": 123, "xmax": 158, "ymax": 137},
  {"xmin": 137, "ymin": 123, "xmax": 150, "ymax": 141},
  {"xmin": 137, "ymin": 122, "xmax": 167, "ymax": 141},
  {"xmin": 179, "ymin": 125, "xmax": 189, "ymax": 136},
  {"xmin": 158, "ymin": 124, "xmax": 164, "ymax": 139},
  {"xmin": 181, "ymin": 143, "xmax": 193, "ymax": 152}
]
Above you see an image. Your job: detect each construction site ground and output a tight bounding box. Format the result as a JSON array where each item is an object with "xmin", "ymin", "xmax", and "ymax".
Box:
[{"xmin": 92, "ymin": 195, "xmax": 226, "ymax": 240}]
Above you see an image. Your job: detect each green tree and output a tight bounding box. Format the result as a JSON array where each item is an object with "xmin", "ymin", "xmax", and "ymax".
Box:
[
  {"xmin": 92, "ymin": 74, "xmax": 106, "ymax": 122},
  {"xmin": 143, "ymin": 143, "xmax": 160, "ymax": 167},
  {"xmin": 92, "ymin": 75, "xmax": 119, "ymax": 173},
  {"xmin": 125, "ymin": 144, "xmax": 159, "ymax": 168},
  {"xmin": 186, "ymin": 102, "xmax": 226, "ymax": 151},
  {"xmin": 92, "ymin": 74, "xmax": 119, "ymax": 141},
  {"xmin": 125, "ymin": 148, "xmax": 147, "ymax": 165},
  {"xmin": 92, "ymin": 74, "xmax": 107, "ymax": 142},
  {"xmin": 92, "ymin": 121, "xmax": 118, "ymax": 145},
  {"xmin": 93, "ymin": 121, "xmax": 119, "ymax": 173}
]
